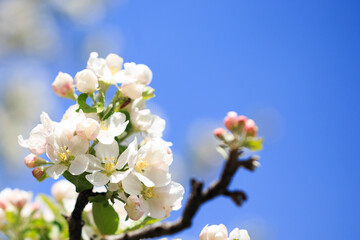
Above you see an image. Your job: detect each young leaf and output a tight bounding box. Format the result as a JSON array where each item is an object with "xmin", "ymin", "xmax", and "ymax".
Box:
[
  {"xmin": 243, "ymin": 137, "xmax": 263, "ymax": 151},
  {"xmin": 142, "ymin": 86, "xmax": 155, "ymax": 100},
  {"xmin": 93, "ymin": 202, "xmax": 119, "ymax": 235},
  {"xmin": 63, "ymin": 171, "xmax": 93, "ymax": 193},
  {"xmin": 77, "ymin": 93, "xmax": 97, "ymax": 113},
  {"xmin": 123, "ymin": 216, "xmax": 161, "ymax": 232}
]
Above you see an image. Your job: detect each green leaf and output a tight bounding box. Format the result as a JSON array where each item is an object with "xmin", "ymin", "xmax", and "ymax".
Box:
[
  {"xmin": 77, "ymin": 93, "xmax": 97, "ymax": 113},
  {"xmin": 93, "ymin": 202, "xmax": 119, "ymax": 235},
  {"xmin": 123, "ymin": 216, "xmax": 161, "ymax": 232},
  {"xmin": 89, "ymin": 195, "xmax": 107, "ymax": 203},
  {"xmin": 96, "ymin": 92, "xmax": 105, "ymax": 114},
  {"xmin": 142, "ymin": 86, "xmax": 155, "ymax": 100},
  {"xmin": 63, "ymin": 171, "xmax": 93, "ymax": 193},
  {"xmin": 243, "ymin": 137, "xmax": 263, "ymax": 151}
]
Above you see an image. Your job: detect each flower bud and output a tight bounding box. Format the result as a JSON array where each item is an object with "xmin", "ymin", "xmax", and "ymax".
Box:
[
  {"xmin": 214, "ymin": 128, "xmax": 226, "ymax": 140},
  {"xmin": 32, "ymin": 167, "xmax": 47, "ymax": 182},
  {"xmin": 199, "ymin": 224, "xmax": 228, "ymax": 240},
  {"xmin": 52, "ymin": 72, "xmax": 75, "ymax": 99},
  {"xmin": 76, "ymin": 118, "xmax": 100, "ymax": 141},
  {"xmin": 245, "ymin": 119, "xmax": 258, "ymax": 137},
  {"xmin": 32, "ymin": 202, "xmax": 40, "ymax": 211},
  {"xmin": 134, "ymin": 64, "xmax": 152, "ymax": 85},
  {"xmin": 224, "ymin": 111, "xmax": 238, "ymax": 131},
  {"xmin": 75, "ymin": 69, "xmax": 99, "ymax": 93},
  {"xmin": 237, "ymin": 115, "xmax": 247, "ymax": 132},
  {"xmin": 24, "ymin": 154, "xmax": 49, "ymax": 168},
  {"xmin": 0, "ymin": 201, "xmax": 5, "ymax": 210},
  {"xmin": 9, "ymin": 189, "xmax": 32, "ymax": 210},
  {"xmin": 124, "ymin": 195, "xmax": 144, "ymax": 221},
  {"xmin": 229, "ymin": 228, "xmax": 250, "ymax": 240}
]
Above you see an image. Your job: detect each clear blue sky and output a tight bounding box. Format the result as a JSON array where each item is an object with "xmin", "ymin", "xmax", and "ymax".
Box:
[{"xmin": 1, "ymin": 0, "xmax": 360, "ymax": 239}]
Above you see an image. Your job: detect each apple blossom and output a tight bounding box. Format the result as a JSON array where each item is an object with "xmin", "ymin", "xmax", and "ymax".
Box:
[
  {"xmin": 76, "ymin": 118, "xmax": 100, "ymax": 141},
  {"xmin": 199, "ymin": 224, "xmax": 228, "ymax": 240},
  {"xmin": 75, "ymin": 69, "xmax": 99, "ymax": 93},
  {"xmin": 51, "ymin": 180, "xmax": 78, "ymax": 203},
  {"xmin": 228, "ymin": 228, "xmax": 251, "ymax": 240},
  {"xmin": 124, "ymin": 194, "xmax": 144, "ymax": 220},
  {"xmin": 97, "ymin": 112, "xmax": 129, "ymax": 144},
  {"xmin": 224, "ymin": 111, "xmax": 238, "ymax": 131},
  {"xmin": 52, "ymin": 72, "xmax": 75, "ymax": 99},
  {"xmin": 87, "ymin": 52, "xmax": 123, "ymax": 85}
]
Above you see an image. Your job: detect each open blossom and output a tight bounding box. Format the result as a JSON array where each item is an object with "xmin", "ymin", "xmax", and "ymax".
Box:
[
  {"xmin": 76, "ymin": 118, "xmax": 100, "ymax": 141},
  {"xmin": 52, "ymin": 72, "xmax": 74, "ymax": 98},
  {"xmin": 46, "ymin": 127, "xmax": 89, "ymax": 179},
  {"xmin": 18, "ymin": 112, "xmax": 54, "ymax": 155},
  {"xmin": 85, "ymin": 141, "xmax": 130, "ymax": 186},
  {"xmin": 87, "ymin": 52, "xmax": 123, "ymax": 84},
  {"xmin": 75, "ymin": 69, "xmax": 99, "ymax": 93},
  {"xmin": 116, "ymin": 62, "xmax": 152, "ymax": 99},
  {"xmin": 228, "ymin": 228, "xmax": 250, "ymax": 240},
  {"xmin": 97, "ymin": 112, "xmax": 129, "ymax": 144},
  {"xmin": 199, "ymin": 224, "xmax": 228, "ymax": 240}
]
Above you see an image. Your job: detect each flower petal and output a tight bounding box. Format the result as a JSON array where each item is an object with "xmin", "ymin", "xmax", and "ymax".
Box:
[
  {"xmin": 97, "ymin": 130, "xmax": 115, "ymax": 145},
  {"xmin": 69, "ymin": 154, "xmax": 89, "ymax": 175},
  {"xmin": 46, "ymin": 164, "xmax": 67, "ymax": 180},
  {"xmin": 69, "ymin": 135, "xmax": 89, "ymax": 156},
  {"xmin": 117, "ymin": 138, "xmax": 138, "ymax": 169},
  {"xmin": 85, "ymin": 172, "xmax": 109, "ymax": 186},
  {"xmin": 134, "ymin": 172, "xmax": 154, "ymax": 187},
  {"xmin": 96, "ymin": 141, "xmax": 119, "ymax": 161},
  {"xmin": 109, "ymin": 170, "xmax": 130, "ymax": 183},
  {"xmin": 122, "ymin": 172, "xmax": 142, "ymax": 195}
]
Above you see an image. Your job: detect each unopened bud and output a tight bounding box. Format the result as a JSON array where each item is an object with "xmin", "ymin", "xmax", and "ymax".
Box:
[
  {"xmin": 0, "ymin": 201, "xmax": 5, "ymax": 210},
  {"xmin": 229, "ymin": 228, "xmax": 251, "ymax": 240},
  {"xmin": 200, "ymin": 224, "xmax": 228, "ymax": 240},
  {"xmin": 24, "ymin": 154, "xmax": 49, "ymax": 168},
  {"xmin": 32, "ymin": 167, "xmax": 48, "ymax": 182},
  {"xmin": 75, "ymin": 69, "xmax": 99, "ymax": 93},
  {"xmin": 214, "ymin": 128, "xmax": 226, "ymax": 140},
  {"xmin": 245, "ymin": 119, "xmax": 258, "ymax": 137},
  {"xmin": 32, "ymin": 202, "xmax": 40, "ymax": 211},
  {"xmin": 76, "ymin": 118, "xmax": 100, "ymax": 141},
  {"xmin": 52, "ymin": 72, "xmax": 75, "ymax": 99},
  {"xmin": 224, "ymin": 111, "xmax": 238, "ymax": 131},
  {"xmin": 237, "ymin": 115, "xmax": 247, "ymax": 133},
  {"xmin": 124, "ymin": 195, "xmax": 144, "ymax": 221}
]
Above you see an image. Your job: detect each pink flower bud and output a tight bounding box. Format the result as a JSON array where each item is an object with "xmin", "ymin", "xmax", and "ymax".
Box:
[
  {"xmin": 24, "ymin": 154, "xmax": 48, "ymax": 168},
  {"xmin": 76, "ymin": 118, "xmax": 100, "ymax": 141},
  {"xmin": 124, "ymin": 195, "xmax": 144, "ymax": 221},
  {"xmin": 32, "ymin": 167, "xmax": 47, "ymax": 182},
  {"xmin": 32, "ymin": 202, "xmax": 40, "ymax": 211},
  {"xmin": 214, "ymin": 128, "xmax": 226, "ymax": 139},
  {"xmin": 224, "ymin": 111, "xmax": 238, "ymax": 130},
  {"xmin": 245, "ymin": 119, "xmax": 258, "ymax": 137},
  {"xmin": 52, "ymin": 72, "xmax": 74, "ymax": 98},
  {"xmin": 75, "ymin": 69, "xmax": 99, "ymax": 93},
  {"xmin": 0, "ymin": 201, "xmax": 5, "ymax": 210}
]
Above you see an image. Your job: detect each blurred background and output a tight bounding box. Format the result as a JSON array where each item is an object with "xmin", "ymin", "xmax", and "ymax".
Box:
[{"xmin": 1, "ymin": 0, "xmax": 360, "ymax": 239}]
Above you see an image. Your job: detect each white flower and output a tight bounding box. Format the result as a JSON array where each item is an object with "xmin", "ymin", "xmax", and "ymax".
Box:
[
  {"xmin": 87, "ymin": 52, "xmax": 123, "ymax": 84},
  {"xmin": 75, "ymin": 69, "xmax": 99, "ymax": 93},
  {"xmin": 228, "ymin": 228, "xmax": 250, "ymax": 240},
  {"xmin": 122, "ymin": 138, "xmax": 172, "ymax": 190},
  {"xmin": 116, "ymin": 62, "xmax": 152, "ymax": 99},
  {"xmin": 124, "ymin": 194, "xmax": 144, "ymax": 221},
  {"xmin": 18, "ymin": 112, "xmax": 54, "ymax": 155},
  {"xmin": 199, "ymin": 224, "xmax": 228, "ymax": 240},
  {"xmin": 76, "ymin": 118, "xmax": 100, "ymax": 141},
  {"xmin": 46, "ymin": 127, "xmax": 89, "ymax": 179},
  {"xmin": 0, "ymin": 188, "xmax": 32, "ymax": 210},
  {"xmin": 51, "ymin": 180, "xmax": 77, "ymax": 203},
  {"xmin": 52, "ymin": 72, "xmax": 74, "ymax": 98},
  {"xmin": 97, "ymin": 112, "xmax": 128, "ymax": 144},
  {"xmin": 123, "ymin": 177, "xmax": 184, "ymax": 219},
  {"xmin": 85, "ymin": 141, "xmax": 130, "ymax": 186}
]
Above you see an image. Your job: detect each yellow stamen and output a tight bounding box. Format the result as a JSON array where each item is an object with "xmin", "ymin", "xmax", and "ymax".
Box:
[
  {"xmin": 134, "ymin": 158, "xmax": 149, "ymax": 173},
  {"xmin": 142, "ymin": 187, "xmax": 156, "ymax": 200},
  {"xmin": 110, "ymin": 66, "xmax": 120, "ymax": 75},
  {"xmin": 58, "ymin": 147, "xmax": 70, "ymax": 162},
  {"xmin": 100, "ymin": 121, "xmax": 110, "ymax": 131}
]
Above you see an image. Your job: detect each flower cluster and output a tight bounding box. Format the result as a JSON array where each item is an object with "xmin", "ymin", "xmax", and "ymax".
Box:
[
  {"xmin": 200, "ymin": 224, "xmax": 250, "ymax": 240},
  {"xmin": 18, "ymin": 52, "xmax": 184, "ymax": 234}
]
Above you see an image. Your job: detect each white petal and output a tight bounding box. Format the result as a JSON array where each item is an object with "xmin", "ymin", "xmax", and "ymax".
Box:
[
  {"xmin": 122, "ymin": 172, "xmax": 142, "ymax": 195},
  {"xmin": 117, "ymin": 138, "xmax": 138, "ymax": 169},
  {"xmin": 69, "ymin": 154, "xmax": 89, "ymax": 175},
  {"xmin": 229, "ymin": 228, "xmax": 250, "ymax": 240},
  {"xmin": 69, "ymin": 135, "xmax": 89, "ymax": 156},
  {"xmin": 96, "ymin": 141, "xmax": 119, "ymax": 161},
  {"xmin": 46, "ymin": 164, "xmax": 67, "ymax": 180},
  {"xmin": 85, "ymin": 172, "xmax": 109, "ymax": 186},
  {"xmin": 86, "ymin": 155, "xmax": 103, "ymax": 172},
  {"xmin": 134, "ymin": 172, "xmax": 154, "ymax": 187},
  {"xmin": 109, "ymin": 170, "xmax": 130, "ymax": 183},
  {"xmin": 97, "ymin": 130, "xmax": 115, "ymax": 145}
]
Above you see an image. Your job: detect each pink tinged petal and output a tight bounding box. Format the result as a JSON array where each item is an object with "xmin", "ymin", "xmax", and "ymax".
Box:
[
  {"xmin": 86, "ymin": 155, "xmax": 103, "ymax": 172},
  {"xmin": 134, "ymin": 172, "xmax": 154, "ymax": 187},
  {"xmin": 122, "ymin": 172, "xmax": 142, "ymax": 195},
  {"xmin": 97, "ymin": 130, "xmax": 115, "ymax": 145},
  {"xmin": 69, "ymin": 154, "xmax": 89, "ymax": 175},
  {"xmin": 85, "ymin": 172, "xmax": 109, "ymax": 186},
  {"xmin": 46, "ymin": 164, "xmax": 67, "ymax": 180},
  {"xmin": 117, "ymin": 138, "xmax": 138, "ymax": 169},
  {"xmin": 96, "ymin": 141, "xmax": 119, "ymax": 162},
  {"xmin": 69, "ymin": 135, "xmax": 89, "ymax": 156},
  {"xmin": 109, "ymin": 170, "xmax": 130, "ymax": 183}
]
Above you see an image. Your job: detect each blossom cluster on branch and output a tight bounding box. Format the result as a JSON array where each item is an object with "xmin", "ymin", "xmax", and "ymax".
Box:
[{"xmin": 6, "ymin": 52, "xmax": 263, "ymax": 239}]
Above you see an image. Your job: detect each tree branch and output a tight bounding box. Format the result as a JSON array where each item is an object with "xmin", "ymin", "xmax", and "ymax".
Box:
[{"xmin": 105, "ymin": 149, "xmax": 257, "ymax": 240}]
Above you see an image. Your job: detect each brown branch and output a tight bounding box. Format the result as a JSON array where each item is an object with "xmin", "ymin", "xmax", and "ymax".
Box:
[{"xmin": 105, "ymin": 150, "xmax": 258, "ymax": 240}]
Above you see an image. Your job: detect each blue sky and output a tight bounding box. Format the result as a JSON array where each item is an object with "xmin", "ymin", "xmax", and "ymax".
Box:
[{"xmin": 1, "ymin": 0, "xmax": 360, "ymax": 239}]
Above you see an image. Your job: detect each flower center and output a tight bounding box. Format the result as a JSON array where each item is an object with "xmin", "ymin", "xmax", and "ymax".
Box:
[
  {"xmin": 100, "ymin": 121, "xmax": 110, "ymax": 131},
  {"xmin": 142, "ymin": 187, "xmax": 156, "ymax": 200},
  {"xmin": 58, "ymin": 146, "xmax": 70, "ymax": 162},
  {"xmin": 104, "ymin": 161, "xmax": 115, "ymax": 173},
  {"xmin": 110, "ymin": 66, "xmax": 120, "ymax": 75},
  {"xmin": 134, "ymin": 158, "xmax": 149, "ymax": 173}
]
